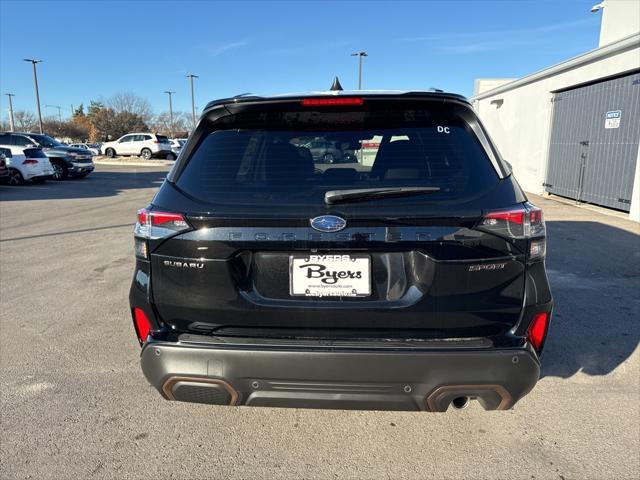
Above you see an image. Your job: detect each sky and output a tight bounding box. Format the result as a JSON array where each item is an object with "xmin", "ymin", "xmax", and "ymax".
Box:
[{"xmin": 0, "ymin": 0, "xmax": 603, "ymax": 120}]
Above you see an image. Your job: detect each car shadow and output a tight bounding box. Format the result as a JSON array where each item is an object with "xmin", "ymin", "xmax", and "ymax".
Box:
[
  {"xmin": 0, "ymin": 166, "xmax": 169, "ymax": 202},
  {"xmin": 540, "ymin": 220, "xmax": 640, "ymax": 378}
]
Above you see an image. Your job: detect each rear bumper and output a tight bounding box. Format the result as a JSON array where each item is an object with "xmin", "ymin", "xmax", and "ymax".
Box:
[
  {"xmin": 24, "ymin": 170, "xmax": 52, "ymax": 180},
  {"xmin": 148, "ymin": 149, "xmax": 172, "ymax": 159},
  {"xmin": 140, "ymin": 338, "xmax": 540, "ymax": 411}
]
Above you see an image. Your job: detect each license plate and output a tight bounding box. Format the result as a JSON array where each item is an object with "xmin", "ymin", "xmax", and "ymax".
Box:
[{"xmin": 290, "ymin": 254, "xmax": 371, "ymax": 297}]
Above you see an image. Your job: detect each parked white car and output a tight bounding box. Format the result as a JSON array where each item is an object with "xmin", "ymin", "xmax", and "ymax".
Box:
[
  {"xmin": 0, "ymin": 147, "xmax": 54, "ymax": 185},
  {"xmin": 68, "ymin": 143, "xmax": 101, "ymax": 156},
  {"xmin": 169, "ymin": 139, "xmax": 186, "ymax": 158},
  {"xmin": 101, "ymin": 133, "xmax": 173, "ymax": 160}
]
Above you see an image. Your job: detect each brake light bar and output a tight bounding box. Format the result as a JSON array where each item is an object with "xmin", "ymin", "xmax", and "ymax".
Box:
[
  {"xmin": 483, "ymin": 209, "xmax": 525, "ymax": 225},
  {"xmin": 480, "ymin": 205, "xmax": 544, "ymax": 237},
  {"xmin": 301, "ymin": 97, "xmax": 364, "ymax": 107},
  {"xmin": 137, "ymin": 209, "xmax": 187, "ymax": 227},
  {"xmin": 479, "ymin": 204, "xmax": 546, "ymax": 261},
  {"xmin": 135, "ymin": 208, "xmax": 190, "ymax": 240}
]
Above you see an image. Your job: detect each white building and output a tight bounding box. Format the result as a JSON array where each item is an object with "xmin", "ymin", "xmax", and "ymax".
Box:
[{"xmin": 472, "ymin": 0, "xmax": 640, "ymax": 221}]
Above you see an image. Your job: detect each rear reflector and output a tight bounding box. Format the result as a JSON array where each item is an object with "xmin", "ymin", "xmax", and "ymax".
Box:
[
  {"xmin": 133, "ymin": 308, "xmax": 151, "ymax": 345},
  {"xmin": 527, "ymin": 312, "xmax": 549, "ymax": 351},
  {"xmin": 301, "ymin": 97, "xmax": 364, "ymax": 107}
]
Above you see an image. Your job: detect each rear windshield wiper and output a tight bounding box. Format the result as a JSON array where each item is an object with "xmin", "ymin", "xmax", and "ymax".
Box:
[{"xmin": 325, "ymin": 186, "xmax": 441, "ymax": 205}]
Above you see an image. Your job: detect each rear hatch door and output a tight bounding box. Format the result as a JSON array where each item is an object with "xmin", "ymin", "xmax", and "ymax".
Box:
[{"xmin": 148, "ymin": 95, "xmax": 527, "ymax": 338}]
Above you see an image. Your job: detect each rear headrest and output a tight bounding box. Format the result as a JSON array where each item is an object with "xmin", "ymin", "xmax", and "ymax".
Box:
[{"xmin": 371, "ymin": 140, "xmax": 428, "ymax": 179}]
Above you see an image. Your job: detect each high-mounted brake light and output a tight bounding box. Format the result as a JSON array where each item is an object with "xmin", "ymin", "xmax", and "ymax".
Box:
[
  {"xmin": 527, "ymin": 312, "xmax": 549, "ymax": 352},
  {"xmin": 133, "ymin": 307, "xmax": 152, "ymax": 345},
  {"xmin": 135, "ymin": 208, "xmax": 190, "ymax": 240},
  {"xmin": 301, "ymin": 97, "xmax": 364, "ymax": 107}
]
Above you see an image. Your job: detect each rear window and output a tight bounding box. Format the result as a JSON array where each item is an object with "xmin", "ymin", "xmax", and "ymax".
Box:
[
  {"xmin": 23, "ymin": 148, "xmax": 48, "ymax": 158},
  {"xmin": 156, "ymin": 135, "xmax": 169, "ymax": 143},
  {"xmin": 175, "ymin": 108, "xmax": 499, "ymax": 207}
]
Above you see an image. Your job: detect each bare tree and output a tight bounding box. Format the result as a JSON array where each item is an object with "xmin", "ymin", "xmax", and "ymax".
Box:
[
  {"xmin": 151, "ymin": 111, "xmax": 189, "ymax": 135},
  {"xmin": 13, "ymin": 111, "xmax": 38, "ymax": 132},
  {"xmin": 107, "ymin": 92, "xmax": 153, "ymax": 123}
]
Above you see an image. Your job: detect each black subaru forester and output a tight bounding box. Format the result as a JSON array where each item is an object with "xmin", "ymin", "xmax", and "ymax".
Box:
[{"xmin": 129, "ymin": 89, "xmax": 552, "ymax": 412}]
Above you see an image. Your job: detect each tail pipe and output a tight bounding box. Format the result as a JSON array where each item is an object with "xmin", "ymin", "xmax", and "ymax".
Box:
[
  {"xmin": 451, "ymin": 396, "xmax": 470, "ymax": 410},
  {"xmin": 426, "ymin": 384, "xmax": 513, "ymax": 411}
]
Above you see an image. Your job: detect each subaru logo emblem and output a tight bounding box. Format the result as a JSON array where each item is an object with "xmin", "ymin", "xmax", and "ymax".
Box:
[{"xmin": 310, "ymin": 215, "xmax": 347, "ymax": 232}]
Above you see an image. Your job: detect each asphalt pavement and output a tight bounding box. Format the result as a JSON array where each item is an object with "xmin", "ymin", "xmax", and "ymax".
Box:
[{"xmin": 0, "ymin": 165, "xmax": 638, "ymax": 479}]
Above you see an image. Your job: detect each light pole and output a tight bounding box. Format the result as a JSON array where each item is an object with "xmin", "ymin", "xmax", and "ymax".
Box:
[
  {"xmin": 24, "ymin": 59, "xmax": 44, "ymax": 134},
  {"xmin": 45, "ymin": 104, "xmax": 63, "ymax": 123},
  {"xmin": 186, "ymin": 74, "xmax": 198, "ymax": 131},
  {"xmin": 5, "ymin": 93, "xmax": 15, "ymax": 132},
  {"xmin": 164, "ymin": 90, "xmax": 175, "ymax": 137},
  {"xmin": 350, "ymin": 51, "xmax": 368, "ymax": 90}
]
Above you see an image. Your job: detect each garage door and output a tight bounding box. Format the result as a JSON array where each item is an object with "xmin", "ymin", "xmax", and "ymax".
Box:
[{"xmin": 545, "ymin": 71, "xmax": 640, "ymax": 211}]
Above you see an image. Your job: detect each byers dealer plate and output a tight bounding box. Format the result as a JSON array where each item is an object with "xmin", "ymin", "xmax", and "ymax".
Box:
[{"xmin": 289, "ymin": 254, "xmax": 371, "ymax": 297}]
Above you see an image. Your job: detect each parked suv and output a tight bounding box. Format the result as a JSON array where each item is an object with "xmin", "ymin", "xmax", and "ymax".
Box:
[
  {"xmin": 102, "ymin": 133, "xmax": 173, "ymax": 160},
  {"xmin": 130, "ymin": 90, "xmax": 552, "ymax": 412},
  {"xmin": 0, "ymin": 132, "xmax": 94, "ymax": 180}
]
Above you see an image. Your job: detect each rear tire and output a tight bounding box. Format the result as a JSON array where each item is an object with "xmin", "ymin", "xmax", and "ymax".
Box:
[
  {"xmin": 51, "ymin": 162, "xmax": 68, "ymax": 180},
  {"xmin": 323, "ymin": 153, "xmax": 335, "ymax": 164},
  {"xmin": 105, "ymin": 148, "xmax": 116, "ymax": 158},
  {"xmin": 166, "ymin": 153, "xmax": 176, "ymax": 161},
  {"xmin": 141, "ymin": 148, "xmax": 152, "ymax": 160},
  {"xmin": 7, "ymin": 168, "xmax": 23, "ymax": 186}
]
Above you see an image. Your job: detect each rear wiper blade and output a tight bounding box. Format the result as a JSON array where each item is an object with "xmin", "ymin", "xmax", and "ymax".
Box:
[{"xmin": 325, "ymin": 186, "xmax": 441, "ymax": 205}]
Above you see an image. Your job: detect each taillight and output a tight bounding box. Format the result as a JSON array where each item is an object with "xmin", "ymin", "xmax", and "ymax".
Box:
[
  {"xmin": 134, "ymin": 208, "xmax": 190, "ymax": 242},
  {"xmin": 133, "ymin": 307, "xmax": 152, "ymax": 345},
  {"xmin": 301, "ymin": 97, "xmax": 364, "ymax": 107},
  {"xmin": 22, "ymin": 159, "xmax": 38, "ymax": 165},
  {"xmin": 527, "ymin": 312, "xmax": 549, "ymax": 352},
  {"xmin": 479, "ymin": 204, "xmax": 546, "ymax": 261}
]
